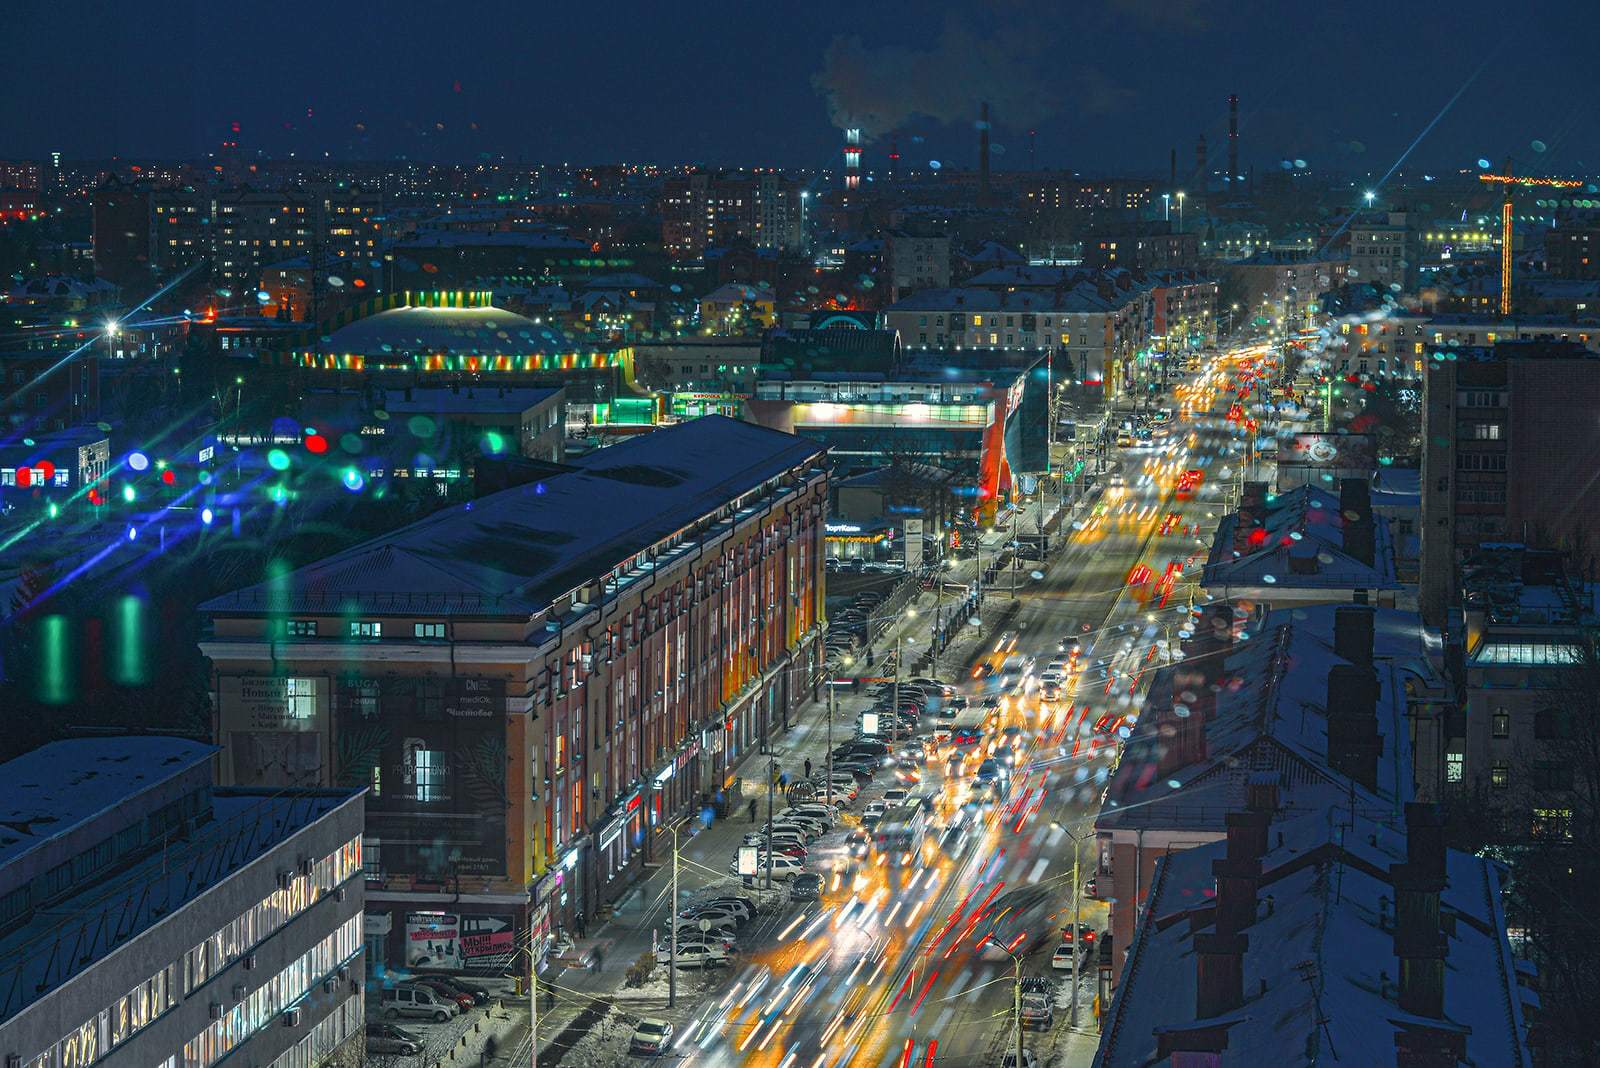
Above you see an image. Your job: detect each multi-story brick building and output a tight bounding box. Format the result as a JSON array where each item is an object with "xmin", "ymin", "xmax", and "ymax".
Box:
[
  {"xmin": 1419, "ymin": 339, "xmax": 1600, "ymax": 625},
  {"xmin": 659, "ymin": 171, "xmax": 805, "ymax": 258},
  {"xmin": 199, "ymin": 416, "xmax": 826, "ymax": 971}
]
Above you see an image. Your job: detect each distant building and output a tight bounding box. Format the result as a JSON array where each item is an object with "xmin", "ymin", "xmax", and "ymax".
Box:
[
  {"xmin": 0, "ymin": 738, "xmax": 364, "ymax": 1068},
  {"xmin": 1222, "ymin": 250, "xmax": 1347, "ymax": 332},
  {"xmin": 884, "ymin": 231, "xmax": 951, "ymax": 301},
  {"xmin": 0, "ymin": 159, "xmax": 42, "ymax": 190},
  {"xmin": 91, "ymin": 176, "xmax": 155, "ymax": 287},
  {"xmin": 0, "ymin": 350, "xmax": 101, "ymax": 433},
  {"xmin": 0, "ymin": 427, "xmax": 109, "ymax": 509},
  {"xmin": 1544, "ymin": 223, "xmax": 1600, "ymax": 280},
  {"xmin": 659, "ymin": 171, "xmax": 805, "ymax": 259},
  {"xmin": 200, "ymin": 417, "xmax": 826, "ymax": 971},
  {"xmin": 1349, "ymin": 210, "xmax": 1421, "ymax": 293},
  {"xmin": 1419, "ymin": 340, "xmax": 1600, "ymax": 626},
  {"xmin": 1084, "ymin": 228, "xmax": 1199, "ymax": 272},
  {"xmin": 698, "ymin": 283, "xmax": 776, "ymax": 334}
]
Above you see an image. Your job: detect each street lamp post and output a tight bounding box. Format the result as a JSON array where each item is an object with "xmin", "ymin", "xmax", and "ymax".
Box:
[{"xmin": 988, "ymin": 939, "xmax": 1027, "ymax": 1068}]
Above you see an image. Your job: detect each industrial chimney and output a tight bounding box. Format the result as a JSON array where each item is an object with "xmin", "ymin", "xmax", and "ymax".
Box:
[
  {"xmin": 979, "ymin": 102, "xmax": 991, "ymax": 202},
  {"xmin": 1227, "ymin": 93, "xmax": 1239, "ymax": 193},
  {"xmin": 888, "ymin": 137, "xmax": 900, "ymax": 183},
  {"xmin": 844, "ymin": 127, "xmax": 861, "ymax": 191},
  {"xmin": 1195, "ymin": 133, "xmax": 1208, "ymax": 188}
]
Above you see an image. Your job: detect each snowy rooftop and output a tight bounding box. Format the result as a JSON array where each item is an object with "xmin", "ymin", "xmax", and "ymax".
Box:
[
  {"xmin": 1203, "ymin": 484, "xmax": 1400, "ymax": 592},
  {"xmin": 1094, "ymin": 808, "xmax": 1532, "ymax": 1068},
  {"xmin": 201, "ymin": 416, "xmax": 823, "ymax": 619},
  {"xmin": 0, "ymin": 738, "xmax": 216, "ymax": 870},
  {"xmin": 0, "ymin": 787, "xmax": 359, "ymax": 1025},
  {"xmin": 1097, "ymin": 605, "xmax": 1432, "ymax": 835},
  {"xmin": 311, "ymin": 303, "xmax": 574, "ymax": 356}
]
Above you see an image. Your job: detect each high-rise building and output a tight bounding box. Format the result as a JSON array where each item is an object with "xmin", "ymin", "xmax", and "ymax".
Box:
[
  {"xmin": 1420, "ymin": 339, "xmax": 1600, "ymax": 626},
  {"xmin": 884, "ymin": 230, "xmax": 951, "ymax": 300},
  {"xmin": 1349, "ymin": 210, "xmax": 1420, "ymax": 292},
  {"xmin": 1544, "ymin": 223, "xmax": 1600, "ymax": 280},
  {"xmin": 90, "ymin": 176, "xmax": 155, "ymax": 286},
  {"xmin": 0, "ymin": 159, "xmax": 42, "ymax": 190},
  {"xmin": 659, "ymin": 171, "xmax": 804, "ymax": 258}
]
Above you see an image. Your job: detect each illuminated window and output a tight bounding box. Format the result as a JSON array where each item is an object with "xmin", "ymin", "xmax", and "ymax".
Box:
[
  {"xmin": 1491, "ymin": 708, "xmax": 1510, "ymax": 738},
  {"xmin": 285, "ymin": 620, "xmax": 317, "ymax": 638},
  {"xmin": 350, "ymin": 620, "xmax": 382, "ymax": 638},
  {"xmin": 1445, "ymin": 752, "xmax": 1464, "ymax": 782},
  {"xmin": 1532, "ymin": 807, "xmax": 1573, "ymax": 839},
  {"xmin": 414, "ymin": 622, "xmax": 445, "ymax": 639},
  {"xmin": 281, "ymin": 678, "xmax": 317, "ymax": 720},
  {"xmin": 414, "ymin": 749, "xmax": 446, "ymax": 802},
  {"xmin": 1490, "ymin": 763, "xmax": 1509, "ymax": 788}
]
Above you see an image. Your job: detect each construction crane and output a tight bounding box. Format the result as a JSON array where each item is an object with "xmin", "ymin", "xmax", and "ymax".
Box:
[{"xmin": 1479, "ymin": 158, "xmax": 1582, "ymax": 316}]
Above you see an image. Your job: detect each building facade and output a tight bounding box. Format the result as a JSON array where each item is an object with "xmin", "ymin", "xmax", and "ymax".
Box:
[
  {"xmin": 0, "ymin": 739, "xmax": 365, "ymax": 1068},
  {"xmin": 660, "ymin": 172, "xmax": 804, "ymax": 259},
  {"xmin": 200, "ymin": 417, "xmax": 826, "ymax": 973},
  {"xmin": 1419, "ymin": 340, "xmax": 1600, "ymax": 626}
]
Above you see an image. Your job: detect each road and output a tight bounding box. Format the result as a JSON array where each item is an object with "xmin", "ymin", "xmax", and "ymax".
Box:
[{"xmin": 545, "ymin": 345, "xmax": 1274, "ymax": 1068}]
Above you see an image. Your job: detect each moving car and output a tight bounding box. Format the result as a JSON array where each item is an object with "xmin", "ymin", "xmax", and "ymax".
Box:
[
  {"xmin": 1021, "ymin": 992, "xmax": 1055, "ymax": 1030},
  {"xmin": 630, "ymin": 1018, "xmax": 674, "ymax": 1055},
  {"xmin": 1052, "ymin": 941, "xmax": 1090, "ymax": 971},
  {"xmin": 789, "ymin": 872, "xmax": 824, "ymax": 902}
]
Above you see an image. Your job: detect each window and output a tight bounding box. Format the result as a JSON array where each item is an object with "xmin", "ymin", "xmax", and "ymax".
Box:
[
  {"xmin": 285, "ymin": 620, "xmax": 317, "ymax": 638},
  {"xmin": 350, "ymin": 620, "xmax": 382, "ymax": 638},
  {"xmin": 1531, "ymin": 762, "xmax": 1573, "ymax": 792},
  {"xmin": 413, "ymin": 749, "xmax": 446, "ymax": 802},
  {"xmin": 1535, "ymin": 708, "xmax": 1570, "ymax": 739},
  {"xmin": 1532, "ymin": 807, "xmax": 1573, "ymax": 839},
  {"xmin": 1468, "ymin": 423, "xmax": 1503, "ymax": 440},
  {"xmin": 1490, "ymin": 763, "xmax": 1509, "ymax": 788},
  {"xmin": 1491, "ymin": 708, "xmax": 1510, "ymax": 738},
  {"xmin": 414, "ymin": 622, "xmax": 445, "ymax": 639},
  {"xmin": 285, "ymin": 678, "xmax": 317, "ymax": 720}
]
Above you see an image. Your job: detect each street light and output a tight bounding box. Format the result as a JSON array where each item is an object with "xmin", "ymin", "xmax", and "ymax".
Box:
[
  {"xmin": 985, "ymin": 937, "xmax": 1028, "ymax": 1068},
  {"xmin": 1176, "ymin": 191, "xmax": 1186, "ymax": 234},
  {"xmin": 1052, "ymin": 820, "xmax": 1091, "ymax": 1028},
  {"xmin": 1364, "ymin": 190, "xmax": 1376, "ymax": 207}
]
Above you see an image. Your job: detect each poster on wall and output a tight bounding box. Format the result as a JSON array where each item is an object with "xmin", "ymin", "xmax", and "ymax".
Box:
[
  {"xmin": 459, "ymin": 916, "xmax": 517, "ymax": 973},
  {"xmin": 903, "ymin": 519, "xmax": 923, "ymax": 571},
  {"xmin": 337, "ymin": 676, "xmax": 509, "ymax": 880},
  {"xmin": 405, "ymin": 912, "xmax": 462, "ymax": 969}
]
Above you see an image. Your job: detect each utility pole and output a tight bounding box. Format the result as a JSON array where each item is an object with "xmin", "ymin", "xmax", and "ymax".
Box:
[
  {"xmin": 528, "ymin": 946, "xmax": 538, "ymax": 1068},
  {"xmin": 1011, "ymin": 948, "xmax": 1025, "ymax": 1068},
  {"xmin": 764, "ymin": 754, "xmax": 776, "ymax": 889},
  {"xmin": 1070, "ymin": 829, "xmax": 1083, "ymax": 1028},
  {"xmin": 669, "ymin": 822, "xmax": 679, "ymax": 1007},
  {"xmin": 892, "ymin": 635, "xmax": 902, "ymax": 744}
]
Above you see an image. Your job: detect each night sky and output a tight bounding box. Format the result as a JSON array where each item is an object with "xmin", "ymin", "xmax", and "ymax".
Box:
[{"xmin": 4, "ymin": 0, "xmax": 1594, "ymax": 176}]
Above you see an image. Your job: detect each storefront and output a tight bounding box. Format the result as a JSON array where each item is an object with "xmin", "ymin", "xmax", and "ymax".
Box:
[
  {"xmin": 594, "ymin": 789, "xmax": 645, "ymax": 906},
  {"xmin": 824, "ymin": 520, "xmax": 893, "ymax": 561}
]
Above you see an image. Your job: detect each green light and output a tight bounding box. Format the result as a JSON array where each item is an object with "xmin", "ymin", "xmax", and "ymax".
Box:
[
  {"xmin": 39, "ymin": 615, "xmax": 70, "ymax": 705},
  {"xmin": 483, "ymin": 430, "xmax": 506, "ymax": 454},
  {"xmin": 112, "ymin": 594, "xmax": 146, "ymax": 686},
  {"xmin": 47, "ymin": 503, "xmax": 58, "ymax": 518},
  {"xmin": 267, "ymin": 449, "xmax": 291, "ymax": 471},
  {"xmin": 122, "ymin": 485, "xmax": 136, "ymax": 503}
]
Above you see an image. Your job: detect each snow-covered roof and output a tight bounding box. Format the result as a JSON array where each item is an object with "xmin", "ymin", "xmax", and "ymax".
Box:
[
  {"xmin": 313, "ymin": 303, "xmax": 571, "ymax": 356},
  {"xmin": 702, "ymin": 283, "xmax": 774, "ymax": 304},
  {"xmin": 1094, "ymin": 808, "xmax": 1532, "ymax": 1068},
  {"xmin": 202, "ymin": 416, "xmax": 823, "ymax": 619},
  {"xmin": 0, "ymin": 739, "xmax": 216, "ymax": 870},
  {"xmin": 1203, "ymin": 484, "xmax": 1400, "ymax": 592},
  {"xmin": 1097, "ymin": 604, "xmax": 1431, "ymax": 836},
  {"xmin": 379, "ymin": 386, "xmax": 561, "ymax": 416}
]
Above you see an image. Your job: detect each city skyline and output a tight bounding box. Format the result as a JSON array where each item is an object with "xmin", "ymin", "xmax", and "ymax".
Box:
[{"xmin": 5, "ymin": 0, "xmax": 1596, "ymax": 176}]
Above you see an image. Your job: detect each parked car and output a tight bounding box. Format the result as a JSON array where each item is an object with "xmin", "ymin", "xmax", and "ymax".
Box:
[
  {"xmin": 630, "ymin": 1017, "xmax": 675, "ymax": 1055},
  {"xmin": 380, "ymin": 985, "xmax": 457, "ymax": 1022},
  {"xmin": 679, "ymin": 904, "xmax": 749, "ymax": 927},
  {"xmin": 697, "ymin": 895, "xmax": 755, "ymax": 920},
  {"xmin": 1052, "ymin": 942, "xmax": 1090, "ymax": 971},
  {"xmin": 409, "ymin": 976, "xmax": 476, "ymax": 1012},
  {"xmin": 999, "ymin": 1051, "xmax": 1040, "ymax": 1068},
  {"xmin": 882, "ymin": 787, "xmax": 910, "ymax": 806},
  {"xmin": 727, "ymin": 852, "xmax": 805, "ymax": 880},
  {"xmin": 1021, "ymin": 992, "xmax": 1055, "ymax": 1031},
  {"xmin": 790, "ymin": 872, "xmax": 824, "ymax": 902},
  {"xmin": 669, "ymin": 943, "xmax": 730, "ymax": 969},
  {"xmin": 425, "ymin": 974, "xmax": 488, "ymax": 1005},
  {"xmin": 366, "ymin": 1023, "xmax": 424, "ymax": 1055},
  {"xmin": 783, "ymin": 804, "xmax": 836, "ymax": 826}
]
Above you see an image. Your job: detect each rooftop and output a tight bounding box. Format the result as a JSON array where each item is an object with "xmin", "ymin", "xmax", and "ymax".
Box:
[
  {"xmin": 1094, "ymin": 808, "xmax": 1531, "ymax": 1068},
  {"xmin": 378, "ymin": 385, "xmax": 562, "ymax": 416},
  {"xmin": 1203, "ymin": 483, "xmax": 1400, "ymax": 592},
  {"xmin": 311, "ymin": 303, "xmax": 570, "ymax": 357},
  {"xmin": 0, "ymin": 738, "xmax": 215, "ymax": 870},
  {"xmin": 1097, "ymin": 604, "xmax": 1432, "ymax": 835},
  {"xmin": 202, "ymin": 416, "xmax": 823, "ymax": 619}
]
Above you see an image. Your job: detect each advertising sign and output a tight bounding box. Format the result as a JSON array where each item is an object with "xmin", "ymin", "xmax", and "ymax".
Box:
[
  {"xmin": 736, "ymin": 846, "xmax": 760, "ymax": 877},
  {"xmin": 458, "ymin": 916, "xmax": 517, "ymax": 973},
  {"xmin": 405, "ymin": 912, "xmax": 462, "ymax": 969},
  {"xmin": 903, "ymin": 519, "xmax": 924, "ymax": 571},
  {"xmin": 1284, "ymin": 432, "xmax": 1375, "ymax": 471}
]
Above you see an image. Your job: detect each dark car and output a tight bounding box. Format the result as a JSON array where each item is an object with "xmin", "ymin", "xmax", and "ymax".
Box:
[
  {"xmin": 410, "ymin": 976, "xmax": 475, "ymax": 1011},
  {"xmin": 789, "ymin": 872, "xmax": 824, "ymax": 902},
  {"xmin": 366, "ymin": 1023, "xmax": 424, "ymax": 1055},
  {"xmin": 427, "ymin": 974, "xmax": 489, "ymax": 1005}
]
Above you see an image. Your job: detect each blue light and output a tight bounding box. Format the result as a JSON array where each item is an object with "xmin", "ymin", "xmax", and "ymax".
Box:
[
  {"xmin": 126, "ymin": 525, "xmax": 137, "ymax": 541},
  {"xmin": 127, "ymin": 451, "xmax": 150, "ymax": 472}
]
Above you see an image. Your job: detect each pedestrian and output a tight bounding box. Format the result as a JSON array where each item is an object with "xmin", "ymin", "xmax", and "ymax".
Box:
[
  {"xmin": 574, "ymin": 912, "xmax": 586, "ymax": 939},
  {"xmin": 593, "ymin": 945, "xmax": 604, "ymax": 971},
  {"xmin": 748, "ymin": 798, "xmax": 758, "ymax": 823},
  {"xmin": 482, "ymin": 1035, "xmax": 498, "ymax": 1067},
  {"xmin": 804, "ymin": 757, "xmax": 812, "ymax": 778}
]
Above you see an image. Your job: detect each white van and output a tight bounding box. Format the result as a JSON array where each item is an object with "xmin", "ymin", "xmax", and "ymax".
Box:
[{"xmin": 380, "ymin": 984, "xmax": 458, "ymax": 1022}]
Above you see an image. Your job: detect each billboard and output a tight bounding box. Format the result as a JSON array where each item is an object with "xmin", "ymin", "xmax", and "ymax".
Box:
[
  {"xmin": 1283, "ymin": 432, "xmax": 1375, "ymax": 471},
  {"xmin": 337, "ymin": 676, "xmax": 509, "ymax": 878},
  {"xmin": 405, "ymin": 912, "xmax": 517, "ymax": 972}
]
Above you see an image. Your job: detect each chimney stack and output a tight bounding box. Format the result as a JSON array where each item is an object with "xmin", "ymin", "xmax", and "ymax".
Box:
[
  {"xmin": 1162, "ymin": 603, "xmax": 1234, "ymax": 775},
  {"xmin": 1195, "ymin": 133, "xmax": 1208, "ymax": 187},
  {"xmin": 1232, "ymin": 480, "xmax": 1268, "ymax": 553},
  {"xmin": 1391, "ymin": 803, "xmax": 1449, "ymax": 1020},
  {"xmin": 979, "ymin": 102, "xmax": 991, "ymax": 203},
  {"xmin": 1339, "ymin": 478, "xmax": 1376, "ymax": 567},
  {"xmin": 1227, "ymin": 93, "xmax": 1239, "ymax": 193},
  {"xmin": 1334, "ymin": 605, "xmax": 1376, "ymax": 665},
  {"xmin": 1326, "ymin": 663, "xmax": 1382, "ymax": 792}
]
